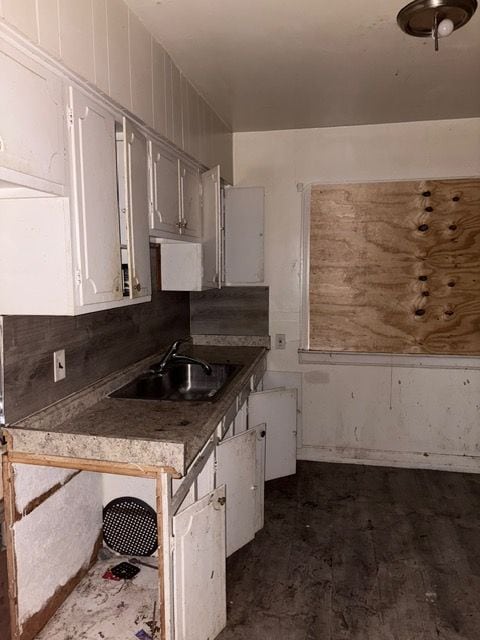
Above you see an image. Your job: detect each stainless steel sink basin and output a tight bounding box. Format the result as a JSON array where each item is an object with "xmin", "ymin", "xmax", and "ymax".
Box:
[{"xmin": 110, "ymin": 362, "xmax": 241, "ymax": 402}]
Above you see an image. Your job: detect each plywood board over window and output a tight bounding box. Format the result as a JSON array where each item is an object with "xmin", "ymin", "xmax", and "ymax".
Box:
[{"xmin": 307, "ymin": 178, "xmax": 480, "ymax": 355}]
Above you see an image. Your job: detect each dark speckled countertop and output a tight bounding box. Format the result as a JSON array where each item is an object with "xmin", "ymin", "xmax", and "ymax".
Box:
[{"xmin": 6, "ymin": 346, "xmax": 267, "ymax": 476}]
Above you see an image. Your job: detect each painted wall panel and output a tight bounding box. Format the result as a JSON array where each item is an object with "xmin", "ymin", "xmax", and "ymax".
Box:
[
  {"xmin": 171, "ymin": 60, "xmax": 183, "ymax": 149},
  {"xmin": 152, "ymin": 39, "xmax": 167, "ymax": 137},
  {"xmin": 36, "ymin": 0, "xmax": 60, "ymax": 57},
  {"xmin": 106, "ymin": 0, "xmax": 131, "ymax": 108},
  {"xmin": 234, "ymin": 118, "xmax": 480, "ymax": 471},
  {"xmin": 58, "ymin": 0, "xmax": 95, "ymax": 83},
  {"xmin": 128, "ymin": 10, "xmax": 153, "ymax": 128},
  {"xmin": 2, "ymin": 0, "xmax": 37, "ymax": 42},
  {"xmin": 92, "ymin": 0, "xmax": 109, "ymax": 93}
]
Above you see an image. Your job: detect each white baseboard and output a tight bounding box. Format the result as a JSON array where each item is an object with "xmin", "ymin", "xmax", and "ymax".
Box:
[{"xmin": 297, "ymin": 445, "xmax": 480, "ymax": 474}]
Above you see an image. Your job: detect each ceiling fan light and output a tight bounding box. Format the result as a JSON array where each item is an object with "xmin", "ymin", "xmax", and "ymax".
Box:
[
  {"xmin": 397, "ymin": 0, "xmax": 478, "ymax": 40},
  {"xmin": 437, "ymin": 17, "xmax": 455, "ymax": 36}
]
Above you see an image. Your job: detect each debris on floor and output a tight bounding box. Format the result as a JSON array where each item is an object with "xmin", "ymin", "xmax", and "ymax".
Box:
[{"xmin": 35, "ymin": 558, "xmax": 158, "ymax": 640}]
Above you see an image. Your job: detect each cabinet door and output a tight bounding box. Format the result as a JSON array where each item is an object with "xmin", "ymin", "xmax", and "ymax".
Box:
[
  {"xmin": 180, "ymin": 162, "xmax": 202, "ymax": 238},
  {"xmin": 69, "ymin": 87, "xmax": 123, "ymax": 306},
  {"xmin": 0, "ymin": 40, "xmax": 65, "ymax": 194},
  {"xmin": 254, "ymin": 424, "xmax": 266, "ymax": 533},
  {"xmin": 225, "ymin": 186, "xmax": 264, "ymax": 284},
  {"xmin": 201, "ymin": 165, "xmax": 222, "ymax": 288},
  {"xmin": 248, "ymin": 388, "xmax": 297, "ymax": 482},
  {"xmin": 173, "ymin": 486, "xmax": 227, "ymax": 640},
  {"xmin": 217, "ymin": 429, "xmax": 256, "ymax": 557},
  {"xmin": 149, "ymin": 142, "xmax": 181, "ymax": 236},
  {"xmin": 123, "ymin": 119, "xmax": 152, "ymax": 298}
]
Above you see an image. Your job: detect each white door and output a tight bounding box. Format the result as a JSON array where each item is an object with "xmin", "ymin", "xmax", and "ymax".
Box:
[
  {"xmin": 0, "ymin": 39, "xmax": 65, "ymax": 193},
  {"xmin": 224, "ymin": 186, "xmax": 264, "ymax": 284},
  {"xmin": 173, "ymin": 486, "xmax": 227, "ymax": 640},
  {"xmin": 201, "ymin": 165, "xmax": 222, "ymax": 288},
  {"xmin": 148, "ymin": 142, "xmax": 181, "ymax": 236},
  {"xmin": 180, "ymin": 162, "xmax": 202, "ymax": 238},
  {"xmin": 254, "ymin": 424, "xmax": 266, "ymax": 532},
  {"xmin": 123, "ymin": 119, "xmax": 151, "ymax": 298},
  {"xmin": 248, "ymin": 388, "xmax": 297, "ymax": 482},
  {"xmin": 69, "ymin": 87, "xmax": 123, "ymax": 306},
  {"xmin": 216, "ymin": 429, "xmax": 256, "ymax": 557}
]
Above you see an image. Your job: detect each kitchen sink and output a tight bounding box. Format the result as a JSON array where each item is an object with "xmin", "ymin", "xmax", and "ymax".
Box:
[{"xmin": 110, "ymin": 362, "xmax": 242, "ymax": 402}]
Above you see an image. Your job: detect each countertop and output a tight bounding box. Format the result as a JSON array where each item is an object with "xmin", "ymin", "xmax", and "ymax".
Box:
[{"xmin": 5, "ymin": 345, "xmax": 267, "ymax": 476}]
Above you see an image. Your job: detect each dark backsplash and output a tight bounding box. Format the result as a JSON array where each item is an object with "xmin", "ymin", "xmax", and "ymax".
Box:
[
  {"xmin": 2, "ymin": 282, "xmax": 269, "ymax": 425},
  {"xmin": 190, "ymin": 286, "xmax": 269, "ymax": 336},
  {"xmin": 2, "ymin": 289, "xmax": 189, "ymax": 424}
]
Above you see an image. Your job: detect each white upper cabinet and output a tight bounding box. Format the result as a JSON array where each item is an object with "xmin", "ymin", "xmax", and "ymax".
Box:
[
  {"xmin": 180, "ymin": 161, "xmax": 202, "ymax": 238},
  {"xmin": 0, "ymin": 39, "xmax": 65, "ymax": 196},
  {"xmin": 201, "ymin": 165, "xmax": 222, "ymax": 289},
  {"xmin": 225, "ymin": 186, "xmax": 265, "ymax": 284},
  {"xmin": 161, "ymin": 165, "xmax": 223, "ymax": 292},
  {"xmin": 69, "ymin": 86, "xmax": 123, "ymax": 307},
  {"xmin": 148, "ymin": 141, "xmax": 181, "ymax": 237},
  {"xmin": 122, "ymin": 119, "xmax": 152, "ymax": 299}
]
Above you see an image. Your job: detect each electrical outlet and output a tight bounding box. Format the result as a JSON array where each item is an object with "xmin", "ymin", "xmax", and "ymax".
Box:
[
  {"xmin": 275, "ymin": 334, "xmax": 286, "ymax": 350},
  {"xmin": 53, "ymin": 349, "xmax": 66, "ymax": 382}
]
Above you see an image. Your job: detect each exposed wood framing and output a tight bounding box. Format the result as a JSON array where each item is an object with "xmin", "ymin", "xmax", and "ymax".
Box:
[
  {"xmin": 157, "ymin": 473, "xmax": 174, "ymax": 640},
  {"xmin": 2, "ymin": 454, "xmax": 18, "ymax": 640},
  {"xmin": 7, "ymin": 452, "xmax": 180, "ymax": 479}
]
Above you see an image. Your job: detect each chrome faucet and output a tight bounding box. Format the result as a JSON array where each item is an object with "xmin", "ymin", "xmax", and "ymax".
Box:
[{"xmin": 151, "ymin": 338, "xmax": 212, "ymax": 376}]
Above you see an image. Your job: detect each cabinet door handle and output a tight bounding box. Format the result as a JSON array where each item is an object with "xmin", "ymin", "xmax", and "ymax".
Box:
[
  {"xmin": 217, "ymin": 496, "xmax": 226, "ymax": 506},
  {"xmin": 176, "ymin": 221, "xmax": 183, "ymax": 229},
  {"xmin": 135, "ymin": 283, "xmax": 141, "ymax": 292}
]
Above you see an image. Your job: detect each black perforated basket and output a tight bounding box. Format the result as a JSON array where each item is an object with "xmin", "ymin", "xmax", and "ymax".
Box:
[{"xmin": 103, "ymin": 496, "xmax": 158, "ymax": 557}]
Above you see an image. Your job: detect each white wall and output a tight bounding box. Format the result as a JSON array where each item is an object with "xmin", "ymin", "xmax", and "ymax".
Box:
[{"xmin": 234, "ymin": 118, "xmax": 480, "ymax": 472}]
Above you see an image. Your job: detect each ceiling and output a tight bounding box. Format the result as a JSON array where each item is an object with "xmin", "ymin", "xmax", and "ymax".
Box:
[{"xmin": 125, "ymin": 0, "xmax": 480, "ymax": 132}]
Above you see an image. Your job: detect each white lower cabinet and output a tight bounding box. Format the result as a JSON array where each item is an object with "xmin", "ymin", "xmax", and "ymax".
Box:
[
  {"xmin": 248, "ymin": 387, "xmax": 298, "ymax": 482},
  {"xmin": 166, "ymin": 365, "xmax": 298, "ymax": 640},
  {"xmin": 254, "ymin": 424, "xmax": 267, "ymax": 532},
  {"xmin": 173, "ymin": 486, "xmax": 227, "ymax": 640},
  {"xmin": 217, "ymin": 428, "xmax": 257, "ymax": 557}
]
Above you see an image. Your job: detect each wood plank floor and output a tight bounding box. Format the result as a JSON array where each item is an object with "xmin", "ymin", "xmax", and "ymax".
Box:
[{"xmin": 218, "ymin": 461, "xmax": 480, "ymax": 640}]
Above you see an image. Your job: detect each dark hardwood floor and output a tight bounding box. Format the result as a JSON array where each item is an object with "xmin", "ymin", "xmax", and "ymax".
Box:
[{"xmin": 219, "ymin": 461, "xmax": 480, "ymax": 640}]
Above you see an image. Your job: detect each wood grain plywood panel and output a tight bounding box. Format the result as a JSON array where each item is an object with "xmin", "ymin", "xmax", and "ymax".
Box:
[{"xmin": 309, "ymin": 178, "xmax": 480, "ymax": 355}]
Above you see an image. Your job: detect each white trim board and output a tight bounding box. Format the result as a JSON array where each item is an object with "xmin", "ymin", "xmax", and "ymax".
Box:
[
  {"xmin": 299, "ymin": 349, "xmax": 480, "ymax": 370},
  {"xmin": 298, "ymin": 445, "xmax": 480, "ymax": 474}
]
